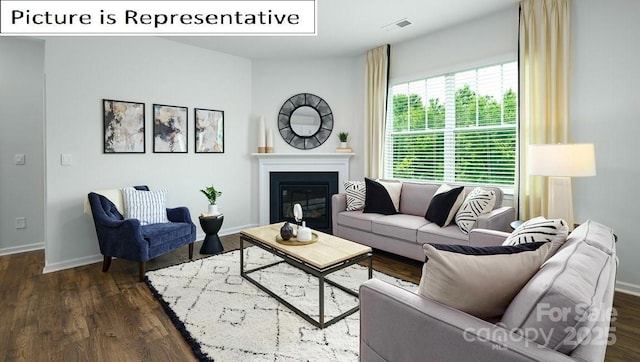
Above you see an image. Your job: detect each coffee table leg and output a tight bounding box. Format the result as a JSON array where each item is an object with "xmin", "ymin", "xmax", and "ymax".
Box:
[
  {"xmin": 240, "ymin": 236, "xmax": 244, "ymax": 275},
  {"xmin": 319, "ymin": 275, "xmax": 325, "ymax": 328},
  {"xmin": 368, "ymin": 254, "xmax": 373, "ymax": 279}
]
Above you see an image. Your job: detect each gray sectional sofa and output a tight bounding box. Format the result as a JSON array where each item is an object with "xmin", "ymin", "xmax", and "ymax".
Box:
[
  {"xmin": 359, "ymin": 220, "xmax": 617, "ymax": 361},
  {"xmin": 331, "ymin": 181, "xmax": 515, "ymax": 261}
]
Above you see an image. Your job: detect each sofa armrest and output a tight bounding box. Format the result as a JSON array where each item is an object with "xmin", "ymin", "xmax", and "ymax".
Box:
[
  {"xmin": 476, "ymin": 206, "xmax": 515, "ymax": 232},
  {"xmin": 332, "ymin": 193, "xmax": 347, "ymax": 234},
  {"xmin": 166, "ymin": 206, "xmax": 193, "ymax": 224},
  {"xmin": 167, "ymin": 206, "xmax": 197, "ymax": 237},
  {"xmin": 94, "ymin": 217, "xmax": 148, "ymax": 259},
  {"xmin": 359, "ymin": 279, "xmax": 574, "ymax": 362},
  {"xmin": 468, "ymin": 228, "xmax": 511, "ymax": 246},
  {"xmin": 96, "ymin": 216, "xmax": 139, "ymax": 231}
]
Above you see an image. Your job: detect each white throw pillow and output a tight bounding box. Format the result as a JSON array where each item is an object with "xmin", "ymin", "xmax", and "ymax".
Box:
[
  {"xmin": 455, "ymin": 187, "xmax": 496, "ymax": 234},
  {"xmin": 503, "ymin": 217, "xmax": 569, "ymax": 246},
  {"xmin": 344, "ymin": 180, "xmax": 366, "ymax": 211},
  {"xmin": 84, "ymin": 188, "xmax": 125, "ymax": 216},
  {"xmin": 122, "ymin": 187, "xmax": 169, "ymax": 225}
]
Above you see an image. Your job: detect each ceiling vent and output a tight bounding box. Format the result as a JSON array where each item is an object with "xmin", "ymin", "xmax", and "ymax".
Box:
[{"xmin": 382, "ymin": 18, "xmax": 413, "ymax": 32}]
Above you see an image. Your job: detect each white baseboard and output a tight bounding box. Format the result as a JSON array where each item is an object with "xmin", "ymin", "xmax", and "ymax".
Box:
[
  {"xmin": 43, "ymin": 254, "xmax": 102, "ymax": 274},
  {"xmin": 0, "ymin": 242, "xmax": 44, "ymax": 256},
  {"xmin": 615, "ymin": 281, "xmax": 640, "ymax": 297},
  {"xmin": 220, "ymin": 223, "xmax": 258, "ymax": 236},
  {"xmin": 196, "ymin": 223, "xmax": 258, "ymax": 241}
]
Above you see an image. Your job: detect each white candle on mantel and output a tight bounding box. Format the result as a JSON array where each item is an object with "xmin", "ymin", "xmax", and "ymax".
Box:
[
  {"xmin": 258, "ymin": 116, "xmax": 266, "ymax": 148},
  {"xmin": 266, "ymin": 128, "xmax": 274, "ymax": 148}
]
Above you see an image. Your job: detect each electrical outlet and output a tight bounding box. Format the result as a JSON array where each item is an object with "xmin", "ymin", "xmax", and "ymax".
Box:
[
  {"xmin": 61, "ymin": 153, "xmax": 72, "ymax": 166},
  {"xmin": 15, "ymin": 153, "xmax": 25, "ymax": 165},
  {"xmin": 16, "ymin": 217, "xmax": 26, "ymax": 229}
]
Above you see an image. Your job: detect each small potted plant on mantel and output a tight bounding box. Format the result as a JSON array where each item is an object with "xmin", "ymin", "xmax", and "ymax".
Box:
[
  {"xmin": 338, "ymin": 132, "xmax": 349, "ymax": 148},
  {"xmin": 200, "ymin": 185, "xmax": 222, "ymax": 216},
  {"xmin": 336, "ymin": 132, "xmax": 352, "ymax": 153}
]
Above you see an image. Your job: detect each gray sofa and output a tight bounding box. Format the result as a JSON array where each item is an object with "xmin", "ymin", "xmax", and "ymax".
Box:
[
  {"xmin": 332, "ymin": 181, "xmax": 515, "ymax": 261},
  {"xmin": 359, "ymin": 220, "xmax": 617, "ymax": 362}
]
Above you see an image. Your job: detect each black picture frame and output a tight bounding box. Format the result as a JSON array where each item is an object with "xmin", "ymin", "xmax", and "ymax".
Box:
[
  {"xmin": 103, "ymin": 99, "xmax": 145, "ymax": 153},
  {"xmin": 153, "ymin": 104, "xmax": 188, "ymax": 153},
  {"xmin": 194, "ymin": 108, "xmax": 225, "ymax": 153}
]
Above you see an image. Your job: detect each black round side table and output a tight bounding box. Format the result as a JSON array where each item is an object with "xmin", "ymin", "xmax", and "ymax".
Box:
[{"xmin": 199, "ymin": 214, "xmax": 224, "ymax": 254}]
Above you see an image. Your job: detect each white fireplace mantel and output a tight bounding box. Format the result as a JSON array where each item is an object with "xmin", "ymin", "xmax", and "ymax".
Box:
[{"xmin": 253, "ymin": 153, "xmax": 354, "ymax": 225}]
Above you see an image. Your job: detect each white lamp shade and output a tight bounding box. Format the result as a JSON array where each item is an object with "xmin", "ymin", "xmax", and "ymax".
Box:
[{"xmin": 529, "ymin": 143, "xmax": 596, "ymax": 177}]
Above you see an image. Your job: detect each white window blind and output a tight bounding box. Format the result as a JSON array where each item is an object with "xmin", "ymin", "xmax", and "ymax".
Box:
[{"xmin": 383, "ymin": 62, "xmax": 517, "ymax": 187}]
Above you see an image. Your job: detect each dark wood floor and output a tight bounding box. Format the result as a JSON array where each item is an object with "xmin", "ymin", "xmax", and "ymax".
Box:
[{"xmin": 0, "ymin": 234, "xmax": 637, "ymax": 361}]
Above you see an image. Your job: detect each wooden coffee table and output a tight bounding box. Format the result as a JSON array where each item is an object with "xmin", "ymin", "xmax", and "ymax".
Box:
[{"xmin": 240, "ymin": 223, "xmax": 373, "ymax": 328}]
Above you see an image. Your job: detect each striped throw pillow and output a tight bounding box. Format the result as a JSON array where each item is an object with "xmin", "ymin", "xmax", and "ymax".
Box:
[
  {"xmin": 455, "ymin": 187, "xmax": 496, "ymax": 234},
  {"xmin": 344, "ymin": 181, "xmax": 366, "ymax": 211},
  {"xmin": 503, "ymin": 217, "xmax": 569, "ymax": 246},
  {"xmin": 122, "ymin": 187, "xmax": 169, "ymax": 225}
]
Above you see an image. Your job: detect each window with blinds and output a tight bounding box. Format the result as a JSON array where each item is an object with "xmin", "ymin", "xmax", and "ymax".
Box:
[{"xmin": 383, "ymin": 61, "xmax": 517, "ymax": 188}]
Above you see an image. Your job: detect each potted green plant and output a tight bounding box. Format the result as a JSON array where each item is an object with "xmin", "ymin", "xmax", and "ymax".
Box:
[
  {"xmin": 338, "ymin": 132, "xmax": 349, "ymax": 148},
  {"xmin": 200, "ymin": 185, "xmax": 222, "ymax": 215}
]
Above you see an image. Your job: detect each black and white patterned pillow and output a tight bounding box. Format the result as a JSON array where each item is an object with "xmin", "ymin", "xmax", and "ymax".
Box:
[
  {"xmin": 425, "ymin": 184, "xmax": 465, "ymax": 227},
  {"xmin": 503, "ymin": 217, "xmax": 569, "ymax": 246},
  {"xmin": 363, "ymin": 178, "xmax": 400, "ymax": 215},
  {"xmin": 455, "ymin": 187, "xmax": 496, "ymax": 234},
  {"xmin": 344, "ymin": 181, "xmax": 366, "ymax": 211},
  {"xmin": 376, "ymin": 179, "xmax": 403, "ymax": 212},
  {"xmin": 122, "ymin": 187, "xmax": 169, "ymax": 225}
]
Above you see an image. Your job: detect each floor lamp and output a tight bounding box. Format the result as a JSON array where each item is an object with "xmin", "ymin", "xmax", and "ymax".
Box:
[{"xmin": 529, "ymin": 144, "xmax": 596, "ymax": 229}]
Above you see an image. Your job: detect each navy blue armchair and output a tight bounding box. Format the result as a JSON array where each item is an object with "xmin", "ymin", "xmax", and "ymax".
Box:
[{"xmin": 87, "ymin": 186, "xmax": 196, "ymax": 281}]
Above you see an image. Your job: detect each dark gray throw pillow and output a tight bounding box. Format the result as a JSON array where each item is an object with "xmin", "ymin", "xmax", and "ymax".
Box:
[
  {"xmin": 362, "ymin": 178, "xmax": 397, "ymax": 215},
  {"xmin": 428, "ymin": 242, "xmax": 547, "ymax": 259},
  {"xmin": 425, "ymin": 185, "xmax": 465, "ymax": 227}
]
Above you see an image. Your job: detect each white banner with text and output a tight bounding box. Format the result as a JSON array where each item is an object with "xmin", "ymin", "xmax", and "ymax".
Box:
[{"xmin": 0, "ymin": 0, "xmax": 316, "ymax": 35}]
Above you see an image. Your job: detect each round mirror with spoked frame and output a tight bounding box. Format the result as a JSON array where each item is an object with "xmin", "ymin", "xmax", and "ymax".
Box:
[{"xmin": 278, "ymin": 93, "xmax": 333, "ymax": 150}]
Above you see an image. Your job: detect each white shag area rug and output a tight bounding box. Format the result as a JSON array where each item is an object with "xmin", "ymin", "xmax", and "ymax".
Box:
[{"xmin": 145, "ymin": 247, "xmax": 417, "ymax": 361}]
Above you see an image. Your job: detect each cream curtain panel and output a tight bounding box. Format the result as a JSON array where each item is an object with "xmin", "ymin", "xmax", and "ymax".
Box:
[
  {"xmin": 517, "ymin": 0, "xmax": 570, "ymax": 220},
  {"xmin": 364, "ymin": 44, "xmax": 390, "ymax": 179}
]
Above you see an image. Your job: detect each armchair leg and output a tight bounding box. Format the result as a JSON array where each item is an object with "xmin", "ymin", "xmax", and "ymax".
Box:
[
  {"xmin": 189, "ymin": 242, "xmax": 194, "ymax": 260},
  {"xmin": 102, "ymin": 256, "xmax": 112, "ymax": 272},
  {"xmin": 139, "ymin": 262, "xmax": 145, "ymax": 282}
]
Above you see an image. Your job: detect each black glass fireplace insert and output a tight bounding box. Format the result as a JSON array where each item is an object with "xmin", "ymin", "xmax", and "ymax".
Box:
[{"xmin": 269, "ymin": 172, "xmax": 338, "ymax": 234}]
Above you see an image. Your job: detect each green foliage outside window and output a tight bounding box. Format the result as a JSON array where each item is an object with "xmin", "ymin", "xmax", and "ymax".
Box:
[{"xmin": 389, "ymin": 72, "xmax": 517, "ymax": 187}]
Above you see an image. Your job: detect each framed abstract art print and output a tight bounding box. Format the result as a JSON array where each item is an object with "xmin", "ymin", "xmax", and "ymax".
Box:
[
  {"xmin": 103, "ymin": 99, "xmax": 145, "ymax": 153},
  {"xmin": 153, "ymin": 104, "xmax": 188, "ymax": 153},
  {"xmin": 195, "ymin": 108, "xmax": 224, "ymax": 153}
]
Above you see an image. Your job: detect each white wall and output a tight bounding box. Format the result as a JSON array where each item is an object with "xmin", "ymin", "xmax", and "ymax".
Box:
[
  {"xmin": 250, "ymin": 56, "xmax": 365, "ymax": 220},
  {"xmin": 0, "ymin": 38, "xmax": 45, "ymax": 255},
  {"xmin": 390, "ymin": 6, "xmax": 519, "ymax": 83},
  {"xmin": 387, "ymin": 5, "xmax": 519, "ymax": 208},
  {"xmin": 252, "ymin": 57, "xmax": 364, "ymax": 156},
  {"xmin": 570, "ymin": 0, "xmax": 640, "ymax": 293},
  {"xmin": 43, "ymin": 37, "xmax": 253, "ymax": 271}
]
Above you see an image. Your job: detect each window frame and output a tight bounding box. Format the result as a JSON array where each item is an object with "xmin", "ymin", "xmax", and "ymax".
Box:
[{"xmin": 383, "ymin": 59, "xmax": 518, "ymax": 193}]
